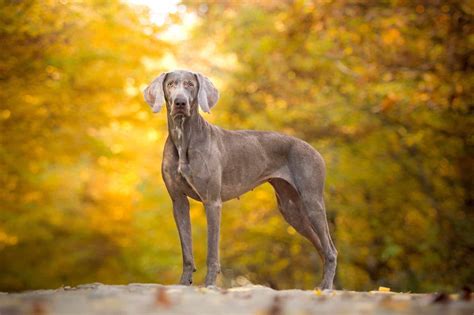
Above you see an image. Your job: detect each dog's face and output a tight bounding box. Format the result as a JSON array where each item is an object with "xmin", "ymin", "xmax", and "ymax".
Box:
[
  {"xmin": 164, "ymin": 71, "xmax": 198, "ymax": 118},
  {"xmin": 143, "ymin": 70, "xmax": 219, "ymax": 116}
]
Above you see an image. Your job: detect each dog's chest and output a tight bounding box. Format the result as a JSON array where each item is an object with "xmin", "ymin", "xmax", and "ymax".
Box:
[
  {"xmin": 170, "ymin": 124, "xmax": 195, "ymax": 178},
  {"xmin": 171, "ymin": 123, "xmax": 187, "ymax": 159},
  {"xmin": 171, "ymin": 125, "xmax": 183, "ymax": 143}
]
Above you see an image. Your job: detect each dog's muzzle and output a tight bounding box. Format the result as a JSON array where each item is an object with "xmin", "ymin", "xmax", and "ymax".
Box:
[{"xmin": 172, "ymin": 95, "xmax": 190, "ymax": 117}]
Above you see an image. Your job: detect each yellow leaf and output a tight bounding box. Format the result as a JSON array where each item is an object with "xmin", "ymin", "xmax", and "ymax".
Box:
[
  {"xmin": 382, "ymin": 28, "xmax": 401, "ymax": 44},
  {"xmin": 378, "ymin": 286, "xmax": 391, "ymax": 292}
]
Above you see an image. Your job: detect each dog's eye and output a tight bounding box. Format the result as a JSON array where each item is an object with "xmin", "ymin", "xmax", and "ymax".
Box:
[
  {"xmin": 167, "ymin": 81, "xmax": 175, "ymax": 87},
  {"xmin": 184, "ymin": 81, "xmax": 194, "ymax": 88}
]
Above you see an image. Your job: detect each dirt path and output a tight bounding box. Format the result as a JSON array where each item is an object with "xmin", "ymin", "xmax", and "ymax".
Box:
[{"xmin": 0, "ymin": 283, "xmax": 472, "ymax": 315}]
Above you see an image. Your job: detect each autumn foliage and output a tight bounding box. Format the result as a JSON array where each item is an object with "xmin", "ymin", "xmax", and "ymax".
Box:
[{"xmin": 0, "ymin": 0, "xmax": 472, "ymax": 292}]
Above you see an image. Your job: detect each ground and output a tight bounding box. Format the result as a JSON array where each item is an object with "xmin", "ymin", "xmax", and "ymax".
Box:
[{"xmin": 0, "ymin": 283, "xmax": 472, "ymax": 315}]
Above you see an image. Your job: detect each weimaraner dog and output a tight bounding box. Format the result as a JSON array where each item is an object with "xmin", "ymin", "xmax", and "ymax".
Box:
[{"xmin": 144, "ymin": 70, "xmax": 337, "ymax": 289}]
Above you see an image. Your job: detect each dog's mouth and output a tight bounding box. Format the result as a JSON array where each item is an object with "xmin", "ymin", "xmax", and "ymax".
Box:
[{"xmin": 172, "ymin": 110, "xmax": 189, "ymax": 118}]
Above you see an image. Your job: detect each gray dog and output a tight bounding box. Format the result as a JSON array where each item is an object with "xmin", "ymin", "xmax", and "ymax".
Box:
[{"xmin": 144, "ymin": 70, "xmax": 337, "ymax": 289}]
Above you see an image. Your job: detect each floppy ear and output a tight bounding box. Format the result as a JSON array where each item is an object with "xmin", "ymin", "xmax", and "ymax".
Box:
[
  {"xmin": 194, "ymin": 73, "xmax": 219, "ymax": 113},
  {"xmin": 143, "ymin": 72, "xmax": 168, "ymax": 113}
]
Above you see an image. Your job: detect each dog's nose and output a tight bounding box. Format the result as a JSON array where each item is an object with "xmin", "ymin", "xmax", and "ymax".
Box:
[{"xmin": 174, "ymin": 97, "xmax": 187, "ymax": 108}]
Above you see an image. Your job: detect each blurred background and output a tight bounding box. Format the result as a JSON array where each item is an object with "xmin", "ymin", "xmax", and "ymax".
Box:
[{"xmin": 0, "ymin": 0, "xmax": 472, "ymax": 293}]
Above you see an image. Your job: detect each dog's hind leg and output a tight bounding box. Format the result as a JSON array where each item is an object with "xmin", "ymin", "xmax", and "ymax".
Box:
[
  {"xmin": 287, "ymin": 147, "xmax": 337, "ymax": 290},
  {"xmin": 299, "ymin": 193, "xmax": 337, "ymax": 290},
  {"xmin": 269, "ymin": 178, "xmax": 325, "ymax": 268}
]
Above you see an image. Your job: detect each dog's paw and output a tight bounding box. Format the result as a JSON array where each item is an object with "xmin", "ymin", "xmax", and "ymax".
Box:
[
  {"xmin": 179, "ymin": 273, "xmax": 193, "ymax": 286},
  {"xmin": 316, "ymin": 280, "xmax": 333, "ymax": 291}
]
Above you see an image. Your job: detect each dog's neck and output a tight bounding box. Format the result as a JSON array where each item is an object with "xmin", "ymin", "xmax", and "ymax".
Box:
[{"xmin": 167, "ymin": 109, "xmax": 208, "ymax": 164}]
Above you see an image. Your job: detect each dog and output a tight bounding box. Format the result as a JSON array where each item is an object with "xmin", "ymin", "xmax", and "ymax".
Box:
[{"xmin": 144, "ymin": 70, "xmax": 337, "ymax": 289}]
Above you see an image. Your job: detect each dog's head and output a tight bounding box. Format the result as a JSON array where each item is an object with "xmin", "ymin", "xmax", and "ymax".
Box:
[{"xmin": 143, "ymin": 70, "xmax": 219, "ymax": 118}]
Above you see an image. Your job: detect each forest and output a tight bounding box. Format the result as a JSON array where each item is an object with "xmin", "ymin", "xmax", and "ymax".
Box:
[{"xmin": 0, "ymin": 0, "xmax": 472, "ymax": 293}]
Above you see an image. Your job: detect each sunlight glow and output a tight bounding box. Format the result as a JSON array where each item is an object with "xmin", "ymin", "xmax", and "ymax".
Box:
[
  {"xmin": 125, "ymin": 0, "xmax": 197, "ymax": 41},
  {"xmin": 125, "ymin": 0, "xmax": 180, "ymax": 25}
]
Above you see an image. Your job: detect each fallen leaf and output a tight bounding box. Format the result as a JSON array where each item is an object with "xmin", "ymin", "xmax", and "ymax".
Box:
[
  {"xmin": 155, "ymin": 287, "xmax": 172, "ymax": 308},
  {"xmin": 31, "ymin": 301, "xmax": 47, "ymax": 315}
]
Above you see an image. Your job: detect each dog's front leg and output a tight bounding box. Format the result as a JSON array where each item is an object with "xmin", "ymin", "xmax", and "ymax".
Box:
[
  {"xmin": 172, "ymin": 195, "xmax": 196, "ymax": 285},
  {"xmin": 204, "ymin": 199, "xmax": 222, "ymax": 287}
]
